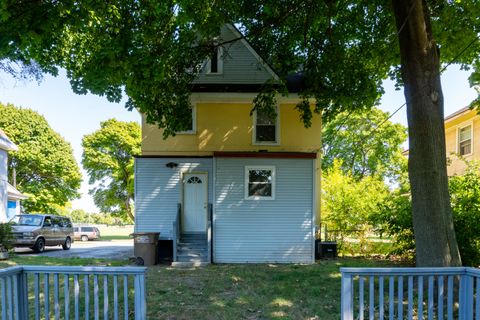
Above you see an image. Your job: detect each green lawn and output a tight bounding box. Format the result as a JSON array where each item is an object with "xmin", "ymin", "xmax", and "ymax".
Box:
[{"xmin": 0, "ymin": 256, "xmax": 404, "ymax": 319}]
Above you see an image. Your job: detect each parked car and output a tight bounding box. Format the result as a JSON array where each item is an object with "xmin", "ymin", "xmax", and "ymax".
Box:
[
  {"xmin": 73, "ymin": 226, "xmax": 100, "ymax": 241},
  {"xmin": 10, "ymin": 214, "xmax": 74, "ymax": 253}
]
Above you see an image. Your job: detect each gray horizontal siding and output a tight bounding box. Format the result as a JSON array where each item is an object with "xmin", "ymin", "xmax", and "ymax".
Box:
[
  {"xmin": 194, "ymin": 25, "xmax": 274, "ymax": 85},
  {"xmin": 214, "ymin": 158, "xmax": 314, "ymax": 263},
  {"xmin": 134, "ymin": 158, "xmax": 213, "ymax": 239}
]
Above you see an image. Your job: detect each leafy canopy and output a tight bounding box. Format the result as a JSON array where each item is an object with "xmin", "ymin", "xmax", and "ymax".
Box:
[
  {"xmin": 322, "ymin": 107, "xmax": 407, "ymax": 181},
  {"xmin": 0, "ymin": 103, "xmax": 82, "ymax": 212},
  {"xmin": 82, "ymin": 119, "xmax": 141, "ymax": 222},
  {"xmin": 2, "ymin": 1, "xmax": 480, "ymax": 130}
]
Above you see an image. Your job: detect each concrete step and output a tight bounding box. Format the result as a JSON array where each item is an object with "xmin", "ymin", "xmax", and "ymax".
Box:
[{"xmin": 171, "ymin": 261, "xmax": 209, "ymax": 267}]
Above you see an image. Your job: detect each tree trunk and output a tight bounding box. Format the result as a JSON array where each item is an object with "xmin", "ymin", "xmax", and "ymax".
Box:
[{"xmin": 391, "ymin": 0, "xmax": 462, "ymax": 267}]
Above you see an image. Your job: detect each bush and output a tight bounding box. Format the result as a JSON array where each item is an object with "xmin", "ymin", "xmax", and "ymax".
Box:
[
  {"xmin": 0, "ymin": 223, "xmax": 14, "ymax": 252},
  {"xmin": 372, "ymin": 161, "xmax": 480, "ymax": 266}
]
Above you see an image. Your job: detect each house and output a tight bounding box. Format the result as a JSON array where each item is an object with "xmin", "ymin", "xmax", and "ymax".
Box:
[
  {"xmin": 134, "ymin": 25, "xmax": 321, "ymax": 264},
  {"xmin": 0, "ymin": 130, "xmax": 20, "ymax": 222},
  {"xmin": 444, "ymin": 106, "xmax": 479, "ymax": 176}
]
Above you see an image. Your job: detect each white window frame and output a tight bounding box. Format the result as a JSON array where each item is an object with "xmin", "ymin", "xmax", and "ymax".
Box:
[
  {"xmin": 457, "ymin": 122, "xmax": 473, "ymax": 156},
  {"xmin": 176, "ymin": 104, "xmax": 197, "ymax": 135},
  {"xmin": 244, "ymin": 166, "xmax": 276, "ymax": 200},
  {"xmin": 206, "ymin": 46, "xmax": 223, "ymax": 75},
  {"xmin": 252, "ymin": 105, "xmax": 280, "ymax": 145}
]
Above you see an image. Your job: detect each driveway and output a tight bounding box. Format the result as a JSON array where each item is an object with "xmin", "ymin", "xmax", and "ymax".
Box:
[{"xmin": 14, "ymin": 239, "xmax": 133, "ymax": 260}]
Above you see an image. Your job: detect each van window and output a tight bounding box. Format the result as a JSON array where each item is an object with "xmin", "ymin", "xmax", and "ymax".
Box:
[
  {"xmin": 83, "ymin": 227, "xmax": 94, "ymax": 232},
  {"xmin": 43, "ymin": 217, "xmax": 52, "ymax": 227}
]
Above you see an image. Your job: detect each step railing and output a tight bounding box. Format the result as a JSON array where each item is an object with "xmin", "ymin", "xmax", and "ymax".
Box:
[
  {"xmin": 173, "ymin": 203, "xmax": 181, "ymax": 262},
  {"xmin": 207, "ymin": 203, "xmax": 213, "ymax": 264},
  {"xmin": 341, "ymin": 267, "xmax": 480, "ymax": 320},
  {"xmin": 0, "ymin": 265, "xmax": 147, "ymax": 320}
]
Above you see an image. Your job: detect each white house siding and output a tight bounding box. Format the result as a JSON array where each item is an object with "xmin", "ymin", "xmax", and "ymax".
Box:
[
  {"xmin": 134, "ymin": 157, "xmax": 213, "ymax": 239},
  {"xmin": 214, "ymin": 157, "xmax": 314, "ymax": 263},
  {"xmin": 0, "ymin": 150, "xmax": 8, "ymax": 222}
]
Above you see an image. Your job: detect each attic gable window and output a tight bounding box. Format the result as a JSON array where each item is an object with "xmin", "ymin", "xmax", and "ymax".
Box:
[
  {"xmin": 254, "ymin": 107, "xmax": 279, "ymax": 144},
  {"xmin": 207, "ymin": 46, "xmax": 223, "ymax": 74},
  {"xmin": 458, "ymin": 124, "xmax": 472, "ymax": 156}
]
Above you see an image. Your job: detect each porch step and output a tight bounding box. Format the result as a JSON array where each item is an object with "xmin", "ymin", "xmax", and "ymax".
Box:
[{"xmin": 175, "ymin": 233, "xmax": 209, "ymax": 264}]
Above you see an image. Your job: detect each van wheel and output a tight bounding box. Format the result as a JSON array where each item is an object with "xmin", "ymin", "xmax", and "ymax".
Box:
[
  {"xmin": 81, "ymin": 235, "xmax": 89, "ymax": 242},
  {"xmin": 33, "ymin": 238, "xmax": 45, "ymax": 253},
  {"xmin": 62, "ymin": 237, "xmax": 71, "ymax": 250}
]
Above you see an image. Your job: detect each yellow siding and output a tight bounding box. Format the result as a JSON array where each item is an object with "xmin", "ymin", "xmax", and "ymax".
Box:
[
  {"xmin": 142, "ymin": 102, "xmax": 322, "ymax": 155},
  {"xmin": 444, "ymin": 109, "xmax": 480, "ymax": 176}
]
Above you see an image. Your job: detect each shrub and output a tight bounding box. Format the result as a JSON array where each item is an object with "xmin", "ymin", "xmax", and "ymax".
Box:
[
  {"xmin": 0, "ymin": 223, "xmax": 14, "ymax": 252},
  {"xmin": 372, "ymin": 161, "xmax": 480, "ymax": 266}
]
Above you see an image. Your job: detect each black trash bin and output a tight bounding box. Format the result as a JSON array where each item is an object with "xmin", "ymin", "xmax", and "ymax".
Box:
[{"xmin": 131, "ymin": 232, "xmax": 160, "ymax": 266}]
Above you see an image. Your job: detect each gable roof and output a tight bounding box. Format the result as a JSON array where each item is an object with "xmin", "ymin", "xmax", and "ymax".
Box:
[
  {"xmin": 7, "ymin": 183, "xmax": 28, "ymax": 200},
  {"xmin": 192, "ymin": 24, "xmax": 303, "ymax": 93},
  {"xmin": 444, "ymin": 106, "xmax": 471, "ymax": 123},
  {"xmin": 0, "ymin": 130, "xmax": 18, "ymax": 151}
]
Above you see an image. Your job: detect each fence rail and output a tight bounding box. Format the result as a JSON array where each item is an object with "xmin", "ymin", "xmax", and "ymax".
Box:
[
  {"xmin": 0, "ymin": 265, "xmax": 147, "ymax": 320},
  {"xmin": 341, "ymin": 267, "xmax": 480, "ymax": 320}
]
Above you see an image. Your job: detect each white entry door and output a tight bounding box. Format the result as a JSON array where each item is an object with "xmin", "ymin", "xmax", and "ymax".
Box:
[{"xmin": 183, "ymin": 173, "xmax": 207, "ymax": 233}]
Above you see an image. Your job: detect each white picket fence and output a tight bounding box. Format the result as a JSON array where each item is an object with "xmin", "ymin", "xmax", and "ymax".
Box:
[
  {"xmin": 0, "ymin": 265, "xmax": 147, "ymax": 320},
  {"xmin": 341, "ymin": 267, "xmax": 480, "ymax": 320}
]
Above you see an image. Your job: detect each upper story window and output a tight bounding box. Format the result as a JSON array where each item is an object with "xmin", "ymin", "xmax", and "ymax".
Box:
[
  {"xmin": 176, "ymin": 106, "xmax": 196, "ymax": 134},
  {"xmin": 254, "ymin": 107, "xmax": 279, "ymax": 144},
  {"xmin": 458, "ymin": 124, "xmax": 472, "ymax": 156},
  {"xmin": 245, "ymin": 166, "xmax": 276, "ymax": 200},
  {"xmin": 207, "ymin": 46, "xmax": 223, "ymax": 74}
]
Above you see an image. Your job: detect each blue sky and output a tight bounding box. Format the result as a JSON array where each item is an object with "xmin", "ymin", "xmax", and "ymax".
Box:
[{"xmin": 0, "ymin": 65, "xmax": 478, "ymax": 212}]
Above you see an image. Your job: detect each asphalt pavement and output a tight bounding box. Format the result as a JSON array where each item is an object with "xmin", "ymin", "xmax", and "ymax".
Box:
[{"xmin": 14, "ymin": 239, "xmax": 134, "ymax": 260}]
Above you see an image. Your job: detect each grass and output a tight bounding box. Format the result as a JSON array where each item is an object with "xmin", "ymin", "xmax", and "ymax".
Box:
[
  {"xmin": 0, "ymin": 255, "xmax": 405, "ymax": 319},
  {"xmin": 0, "ymin": 254, "xmax": 128, "ymax": 268},
  {"xmin": 97, "ymin": 225, "xmax": 133, "ymax": 241},
  {"xmin": 146, "ymin": 258, "xmax": 404, "ymax": 320}
]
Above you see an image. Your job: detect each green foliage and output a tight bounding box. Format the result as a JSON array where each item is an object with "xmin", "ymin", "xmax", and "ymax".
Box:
[
  {"xmin": 449, "ymin": 162, "xmax": 480, "ymax": 266},
  {"xmin": 321, "ymin": 160, "xmax": 389, "ymax": 255},
  {"xmin": 69, "ymin": 209, "xmax": 123, "ymax": 225},
  {"xmin": 0, "ymin": 223, "xmax": 14, "ymax": 252},
  {"xmin": 82, "ymin": 119, "xmax": 140, "ymax": 222},
  {"xmin": 3, "ymin": 2, "xmax": 479, "ymax": 133},
  {"xmin": 372, "ymin": 161, "xmax": 480, "ymax": 266},
  {"xmin": 0, "ymin": 103, "xmax": 82, "ymax": 212},
  {"xmin": 322, "ymin": 107, "xmax": 407, "ymax": 181}
]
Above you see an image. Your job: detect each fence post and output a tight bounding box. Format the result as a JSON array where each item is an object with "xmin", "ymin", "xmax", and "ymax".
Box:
[
  {"xmin": 20, "ymin": 271, "xmax": 29, "ymax": 319},
  {"xmin": 459, "ymin": 272, "xmax": 474, "ymax": 320},
  {"xmin": 341, "ymin": 271, "xmax": 354, "ymax": 320},
  {"xmin": 134, "ymin": 273, "xmax": 147, "ymax": 320}
]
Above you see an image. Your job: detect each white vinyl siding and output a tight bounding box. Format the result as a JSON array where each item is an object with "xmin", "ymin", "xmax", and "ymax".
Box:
[
  {"xmin": 134, "ymin": 158, "xmax": 213, "ymax": 239},
  {"xmin": 0, "ymin": 150, "xmax": 7, "ymax": 222},
  {"xmin": 214, "ymin": 157, "xmax": 314, "ymax": 263}
]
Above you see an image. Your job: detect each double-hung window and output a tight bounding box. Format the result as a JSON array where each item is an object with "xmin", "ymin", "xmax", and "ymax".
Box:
[
  {"xmin": 176, "ymin": 105, "xmax": 196, "ymax": 134},
  {"xmin": 245, "ymin": 166, "xmax": 275, "ymax": 200},
  {"xmin": 458, "ymin": 124, "xmax": 472, "ymax": 156},
  {"xmin": 207, "ymin": 46, "xmax": 223, "ymax": 74},
  {"xmin": 254, "ymin": 107, "xmax": 279, "ymax": 144}
]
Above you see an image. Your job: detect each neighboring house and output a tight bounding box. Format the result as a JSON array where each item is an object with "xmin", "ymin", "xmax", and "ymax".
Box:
[
  {"xmin": 445, "ymin": 106, "xmax": 480, "ymax": 176},
  {"xmin": 134, "ymin": 25, "xmax": 321, "ymax": 264},
  {"xmin": 0, "ymin": 130, "xmax": 24, "ymax": 222}
]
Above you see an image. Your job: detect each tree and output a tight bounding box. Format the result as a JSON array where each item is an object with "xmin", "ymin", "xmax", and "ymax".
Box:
[
  {"xmin": 322, "ymin": 160, "xmax": 389, "ymax": 255},
  {"xmin": 0, "ymin": 103, "xmax": 81, "ymax": 212},
  {"xmin": 2, "ymin": 1, "xmax": 480, "ymax": 266},
  {"xmin": 322, "ymin": 107, "xmax": 407, "ymax": 181},
  {"xmin": 82, "ymin": 119, "xmax": 141, "ymax": 222}
]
